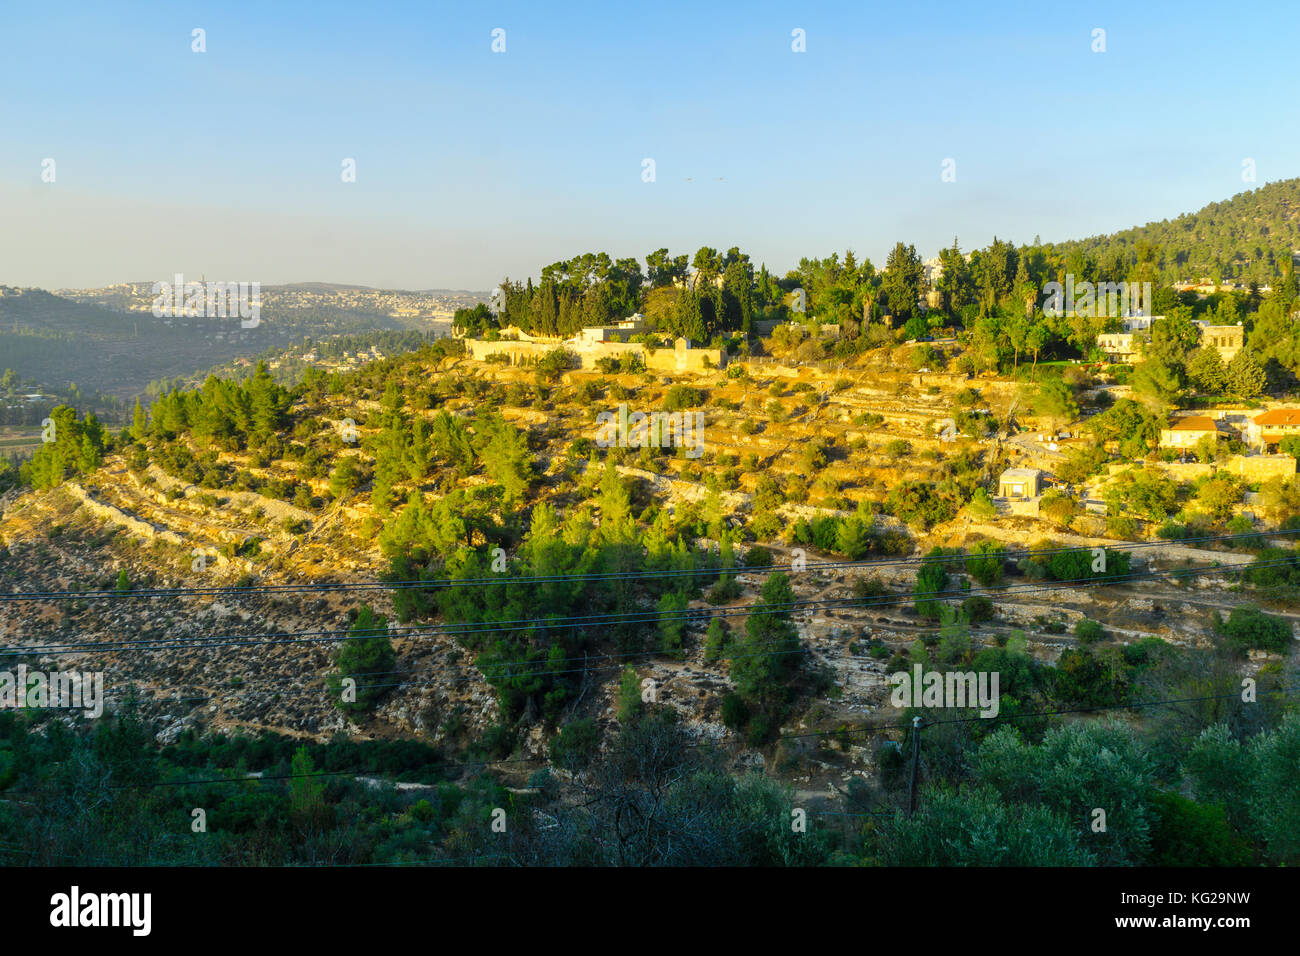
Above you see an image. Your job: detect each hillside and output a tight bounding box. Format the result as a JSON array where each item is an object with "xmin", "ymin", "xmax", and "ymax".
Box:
[
  {"xmin": 0, "ymin": 288, "xmax": 299, "ymax": 399},
  {"xmin": 1, "ymin": 329, "xmax": 1296, "ymax": 866},
  {"xmin": 2, "ymin": 189, "xmax": 1300, "ymax": 869},
  {"xmin": 0, "ymin": 287, "xmax": 432, "ymax": 400},
  {"xmin": 1047, "ymin": 178, "xmax": 1300, "ymax": 286}
]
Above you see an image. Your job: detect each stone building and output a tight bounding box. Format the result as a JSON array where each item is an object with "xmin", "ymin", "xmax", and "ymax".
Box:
[
  {"xmin": 997, "ymin": 467, "xmax": 1041, "ymax": 499},
  {"xmin": 1246, "ymin": 408, "xmax": 1300, "ymax": 452},
  {"xmin": 1196, "ymin": 322, "xmax": 1244, "ymax": 363},
  {"xmin": 1158, "ymin": 415, "xmax": 1233, "ymax": 450}
]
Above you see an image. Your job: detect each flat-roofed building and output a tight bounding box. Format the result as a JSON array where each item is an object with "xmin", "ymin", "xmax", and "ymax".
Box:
[
  {"xmin": 998, "ymin": 467, "xmax": 1041, "ymax": 499},
  {"xmin": 1097, "ymin": 332, "xmax": 1140, "ymax": 363},
  {"xmin": 1196, "ymin": 322, "xmax": 1244, "ymax": 362}
]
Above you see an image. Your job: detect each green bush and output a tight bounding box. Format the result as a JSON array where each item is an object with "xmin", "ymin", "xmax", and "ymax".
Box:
[
  {"xmin": 1074, "ymin": 619, "xmax": 1105, "ymax": 644},
  {"xmin": 961, "ymin": 594, "xmax": 994, "ymax": 623},
  {"xmin": 913, "ymin": 549, "xmax": 955, "ymax": 619},
  {"xmin": 720, "ymin": 693, "xmax": 749, "ymax": 730},
  {"xmin": 550, "ymin": 718, "xmax": 600, "ymax": 771},
  {"xmin": 1219, "ymin": 606, "xmax": 1291, "ymax": 655},
  {"xmin": 1147, "ymin": 791, "xmax": 1252, "ymax": 866},
  {"xmin": 616, "ymin": 667, "xmax": 644, "ymax": 723},
  {"xmin": 853, "ymin": 575, "xmax": 887, "ymax": 599},
  {"xmin": 663, "ymin": 385, "xmax": 704, "ymax": 411}
]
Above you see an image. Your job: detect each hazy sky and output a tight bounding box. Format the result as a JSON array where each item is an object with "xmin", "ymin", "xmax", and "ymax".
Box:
[{"xmin": 2, "ymin": 0, "xmax": 1297, "ymax": 291}]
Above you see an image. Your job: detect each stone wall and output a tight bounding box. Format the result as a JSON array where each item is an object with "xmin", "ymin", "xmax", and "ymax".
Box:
[
  {"xmin": 1148, "ymin": 455, "xmax": 1295, "ymax": 482},
  {"xmin": 1153, "ymin": 461, "xmax": 1216, "ymax": 481},
  {"xmin": 65, "ymin": 482, "xmax": 209, "ymax": 553},
  {"xmin": 1230, "ymin": 454, "xmax": 1297, "ymax": 481},
  {"xmin": 463, "ymin": 336, "xmax": 724, "ymax": 373}
]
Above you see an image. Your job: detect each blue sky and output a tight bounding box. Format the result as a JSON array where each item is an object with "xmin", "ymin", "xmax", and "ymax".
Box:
[{"xmin": 2, "ymin": 0, "xmax": 1297, "ymax": 290}]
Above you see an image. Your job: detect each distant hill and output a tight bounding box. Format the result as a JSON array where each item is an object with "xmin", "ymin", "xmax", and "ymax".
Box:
[
  {"xmin": 1047, "ymin": 178, "xmax": 1300, "ymax": 285},
  {"xmin": 0, "ymin": 287, "xmax": 404, "ymax": 400}
]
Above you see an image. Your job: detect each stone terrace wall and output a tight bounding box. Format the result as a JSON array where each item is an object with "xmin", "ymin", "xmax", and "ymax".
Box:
[{"xmin": 463, "ymin": 337, "xmax": 724, "ymax": 373}]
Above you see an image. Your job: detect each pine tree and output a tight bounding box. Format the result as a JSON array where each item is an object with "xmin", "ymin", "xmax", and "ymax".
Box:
[
  {"xmin": 731, "ymin": 573, "xmax": 802, "ymax": 708},
  {"xmin": 289, "ymin": 746, "xmax": 327, "ymax": 826},
  {"xmin": 1225, "ymin": 350, "xmax": 1266, "ymax": 398},
  {"xmin": 330, "ymin": 605, "xmax": 397, "ymax": 712},
  {"xmin": 1188, "ymin": 347, "xmax": 1227, "ymax": 393},
  {"xmin": 130, "ymin": 397, "xmax": 148, "ymax": 441}
]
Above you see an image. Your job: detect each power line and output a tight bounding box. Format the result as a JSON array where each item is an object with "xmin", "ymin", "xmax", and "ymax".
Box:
[
  {"xmin": 5, "ymin": 549, "xmax": 1292, "ymax": 660},
  {"xmin": 80, "ymin": 639, "xmax": 836, "ymax": 707},
  {"xmin": 3, "ymin": 526, "xmax": 1294, "ymax": 603}
]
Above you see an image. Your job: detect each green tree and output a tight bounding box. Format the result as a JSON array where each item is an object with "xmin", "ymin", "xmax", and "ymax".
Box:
[
  {"xmin": 913, "ymin": 549, "xmax": 953, "ymax": 619},
  {"xmin": 730, "ymin": 573, "xmax": 802, "ymax": 718},
  {"xmin": 657, "ymin": 591, "xmax": 689, "ymax": 657},
  {"xmin": 966, "ymin": 487, "xmax": 997, "ymax": 520},
  {"xmin": 1144, "ymin": 310, "xmax": 1200, "ymax": 367},
  {"xmin": 1187, "ymin": 347, "xmax": 1227, "ymax": 393},
  {"xmin": 964, "ymin": 541, "xmax": 1005, "ymax": 586},
  {"xmin": 975, "ymin": 722, "xmax": 1155, "ymax": 865},
  {"xmin": 289, "ymin": 746, "xmax": 328, "ymax": 827},
  {"xmin": 1245, "ymin": 714, "xmax": 1300, "ymax": 864},
  {"xmin": 1031, "ymin": 376, "xmax": 1078, "ymax": 428},
  {"xmin": 703, "ymin": 617, "xmax": 730, "ymax": 661},
  {"xmin": 130, "ymin": 397, "xmax": 149, "ymax": 441},
  {"xmin": 1089, "ymin": 399, "xmax": 1160, "ymax": 458},
  {"xmin": 329, "ymin": 605, "xmax": 398, "ymax": 713},
  {"xmin": 880, "ymin": 242, "xmax": 925, "ymax": 322},
  {"xmin": 329, "ymin": 455, "xmax": 366, "ymax": 498},
  {"xmin": 616, "ymin": 666, "xmax": 644, "ymax": 723},
  {"xmin": 1224, "ymin": 350, "xmax": 1266, "ymax": 398},
  {"xmin": 879, "ymin": 784, "xmax": 1095, "ymax": 866},
  {"xmin": 1131, "ymin": 357, "xmax": 1185, "ymax": 413},
  {"xmin": 477, "ymin": 418, "xmax": 534, "ymax": 509},
  {"xmin": 835, "ymin": 516, "xmax": 872, "ymax": 559}
]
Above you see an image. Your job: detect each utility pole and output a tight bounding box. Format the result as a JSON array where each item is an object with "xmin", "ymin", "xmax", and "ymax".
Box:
[{"xmin": 906, "ymin": 715, "xmax": 922, "ymax": 818}]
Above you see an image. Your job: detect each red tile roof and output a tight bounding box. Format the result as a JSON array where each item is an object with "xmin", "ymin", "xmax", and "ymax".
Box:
[{"xmin": 1253, "ymin": 409, "xmax": 1300, "ymax": 427}]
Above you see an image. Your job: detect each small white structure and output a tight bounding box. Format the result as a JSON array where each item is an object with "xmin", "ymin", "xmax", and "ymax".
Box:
[{"xmin": 998, "ymin": 467, "xmax": 1041, "ymax": 499}]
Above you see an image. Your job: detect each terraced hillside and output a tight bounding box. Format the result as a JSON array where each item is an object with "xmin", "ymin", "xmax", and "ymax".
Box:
[{"xmin": 2, "ymin": 338, "xmax": 1295, "ymax": 807}]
